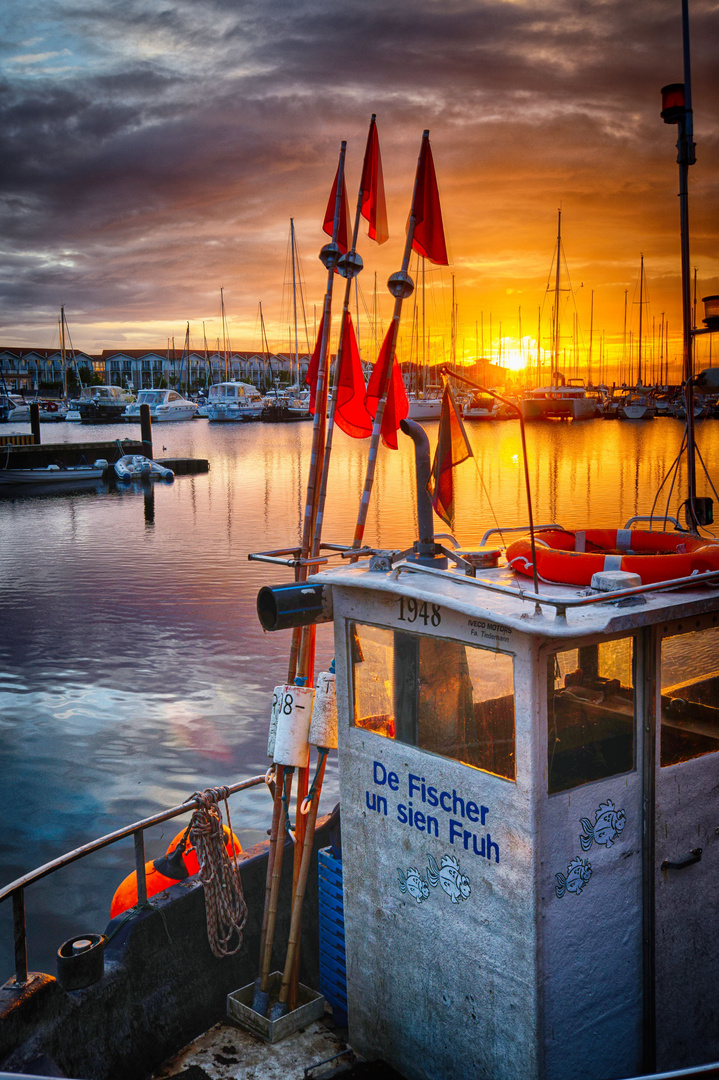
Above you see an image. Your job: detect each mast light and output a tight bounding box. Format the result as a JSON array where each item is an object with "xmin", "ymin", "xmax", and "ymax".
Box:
[
  {"xmin": 661, "ymin": 83, "xmax": 686, "ymax": 124},
  {"xmin": 702, "ymin": 296, "xmax": 719, "ymax": 332}
]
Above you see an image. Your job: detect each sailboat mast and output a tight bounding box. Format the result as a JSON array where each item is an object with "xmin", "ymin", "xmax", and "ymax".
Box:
[
  {"xmin": 291, "ymin": 218, "xmax": 299, "ymax": 388},
  {"xmin": 638, "ymin": 254, "xmax": 644, "ymax": 386},
  {"xmin": 60, "ymin": 306, "xmax": 67, "ymax": 399},
  {"xmin": 552, "ymin": 210, "xmax": 561, "ymax": 378}
]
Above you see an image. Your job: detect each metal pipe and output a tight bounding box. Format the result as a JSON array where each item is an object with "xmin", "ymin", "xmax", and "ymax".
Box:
[
  {"xmin": 13, "ymin": 888, "xmax": 27, "ymax": 986},
  {"xmin": 399, "ymin": 419, "xmax": 434, "ymax": 543},
  {"xmin": 134, "ymin": 830, "xmax": 148, "ymax": 906},
  {"xmin": 388, "ymin": 558, "xmax": 719, "ymax": 615}
]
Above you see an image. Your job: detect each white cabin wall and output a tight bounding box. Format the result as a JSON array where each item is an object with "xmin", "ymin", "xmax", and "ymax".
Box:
[{"xmin": 333, "ymin": 586, "xmax": 540, "ymax": 1080}]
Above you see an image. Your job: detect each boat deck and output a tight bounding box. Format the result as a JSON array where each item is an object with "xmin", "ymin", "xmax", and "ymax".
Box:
[{"xmin": 153, "ymin": 1014, "xmax": 397, "ymax": 1080}]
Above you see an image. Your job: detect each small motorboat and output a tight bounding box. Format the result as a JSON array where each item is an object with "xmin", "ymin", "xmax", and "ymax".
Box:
[
  {"xmin": 114, "ymin": 455, "xmax": 175, "ymax": 481},
  {"xmin": 0, "ymin": 462, "xmax": 107, "ymax": 487}
]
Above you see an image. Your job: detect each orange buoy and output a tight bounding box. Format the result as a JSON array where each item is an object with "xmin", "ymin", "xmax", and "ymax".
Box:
[
  {"xmin": 506, "ymin": 528, "xmax": 719, "ymax": 587},
  {"xmin": 110, "ymin": 825, "xmax": 242, "ymax": 919}
]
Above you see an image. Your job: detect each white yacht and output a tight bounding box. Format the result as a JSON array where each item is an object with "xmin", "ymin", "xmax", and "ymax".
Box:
[
  {"xmin": 123, "ymin": 389, "xmax": 198, "ymax": 423},
  {"xmin": 205, "ymin": 381, "xmax": 263, "ymax": 422}
]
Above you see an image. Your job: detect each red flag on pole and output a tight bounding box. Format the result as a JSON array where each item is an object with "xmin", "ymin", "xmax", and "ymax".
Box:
[
  {"xmin": 427, "ymin": 384, "xmax": 473, "ymax": 527},
  {"xmin": 335, "ymin": 313, "xmax": 373, "ymax": 439},
  {"xmin": 360, "ymin": 116, "xmax": 389, "ymax": 245},
  {"xmin": 305, "ymin": 314, "xmax": 325, "ymax": 414},
  {"xmin": 365, "ymin": 325, "xmax": 409, "ymax": 450},
  {"xmin": 323, "ymin": 166, "xmax": 351, "ymax": 254},
  {"xmin": 411, "ymin": 137, "xmax": 448, "ymax": 266}
]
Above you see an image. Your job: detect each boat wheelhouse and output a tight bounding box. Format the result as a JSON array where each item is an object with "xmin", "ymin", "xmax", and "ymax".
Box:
[{"xmin": 254, "ymin": 512, "xmax": 719, "ymax": 1080}]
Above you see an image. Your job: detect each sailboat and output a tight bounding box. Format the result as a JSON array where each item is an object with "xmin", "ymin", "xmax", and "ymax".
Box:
[
  {"xmin": 261, "ymin": 220, "xmax": 312, "ymax": 422},
  {"xmin": 618, "ymin": 257, "xmax": 656, "ymax": 419},
  {"xmin": 520, "ymin": 212, "xmax": 596, "ymax": 421}
]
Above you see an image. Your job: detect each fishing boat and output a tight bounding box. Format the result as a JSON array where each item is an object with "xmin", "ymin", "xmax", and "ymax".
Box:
[
  {"xmin": 206, "ymin": 381, "xmax": 264, "ymax": 422},
  {"xmin": 123, "ymin": 389, "xmax": 198, "ymax": 423}
]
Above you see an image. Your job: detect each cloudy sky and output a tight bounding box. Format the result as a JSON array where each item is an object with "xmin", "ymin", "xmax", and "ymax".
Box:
[{"xmin": 1, "ymin": 0, "xmax": 717, "ymax": 374}]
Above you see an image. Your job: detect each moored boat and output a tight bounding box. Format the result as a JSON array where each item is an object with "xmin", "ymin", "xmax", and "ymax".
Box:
[
  {"xmin": 123, "ymin": 389, "xmax": 198, "ymax": 423},
  {"xmin": 206, "ymin": 381, "xmax": 264, "ymax": 422},
  {"xmin": 114, "ymin": 455, "xmax": 175, "ymax": 481},
  {"xmin": 77, "ymin": 385, "xmax": 135, "ymax": 424},
  {"xmin": 0, "ymin": 462, "xmax": 107, "ymax": 487}
]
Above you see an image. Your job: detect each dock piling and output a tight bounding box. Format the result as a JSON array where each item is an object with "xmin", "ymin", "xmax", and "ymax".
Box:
[{"xmin": 140, "ymin": 404, "xmax": 152, "ymax": 459}]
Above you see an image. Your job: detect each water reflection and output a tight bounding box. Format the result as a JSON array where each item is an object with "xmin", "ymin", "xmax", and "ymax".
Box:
[{"xmin": 1, "ymin": 415, "xmax": 718, "ymax": 977}]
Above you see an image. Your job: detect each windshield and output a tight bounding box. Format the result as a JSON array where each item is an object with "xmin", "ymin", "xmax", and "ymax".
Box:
[{"xmin": 137, "ymin": 391, "xmax": 164, "ymax": 404}]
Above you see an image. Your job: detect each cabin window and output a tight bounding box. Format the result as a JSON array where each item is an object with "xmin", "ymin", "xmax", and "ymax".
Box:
[
  {"xmin": 660, "ymin": 624, "xmax": 719, "ymax": 766},
  {"xmin": 350, "ymin": 622, "xmax": 516, "ymax": 781},
  {"xmin": 547, "ymin": 638, "xmax": 635, "ymax": 794}
]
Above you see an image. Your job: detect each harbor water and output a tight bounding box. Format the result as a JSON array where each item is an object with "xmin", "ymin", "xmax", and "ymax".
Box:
[{"xmin": 1, "ymin": 414, "xmax": 718, "ymax": 980}]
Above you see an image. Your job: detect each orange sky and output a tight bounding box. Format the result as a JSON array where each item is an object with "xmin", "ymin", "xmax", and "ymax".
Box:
[{"xmin": 1, "ymin": 0, "xmax": 717, "ymax": 382}]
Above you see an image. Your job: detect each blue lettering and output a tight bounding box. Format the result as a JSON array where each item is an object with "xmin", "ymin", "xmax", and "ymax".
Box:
[
  {"xmin": 473, "ymin": 834, "xmax": 486, "ymax": 858},
  {"xmin": 426, "ymin": 786, "xmax": 438, "ymax": 808},
  {"xmin": 426, "ymin": 815, "xmax": 439, "ymax": 838},
  {"xmin": 414, "ymin": 810, "xmax": 426, "ymax": 832},
  {"xmin": 408, "ymin": 773, "xmax": 422, "ymax": 799},
  {"xmin": 452, "ymin": 790, "xmax": 465, "ymax": 818},
  {"xmin": 373, "ymin": 761, "xmax": 387, "ymax": 785},
  {"xmin": 366, "ymin": 791, "xmax": 388, "ymax": 815},
  {"xmin": 397, "ymin": 803, "xmax": 408, "ymax": 824},
  {"xmin": 487, "ymin": 832, "xmax": 499, "ymax": 863},
  {"xmin": 449, "ymin": 819, "xmax": 464, "ymax": 845},
  {"xmin": 388, "ymin": 771, "xmax": 399, "ymax": 791},
  {"xmin": 481, "ymin": 805, "xmax": 489, "ymax": 826},
  {"xmin": 466, "ymin": 801, "xmax": 480, "ymax": 823},
  {"xmin": 440, "ymin": 791, "xmax": 452, "ymax": 813}
]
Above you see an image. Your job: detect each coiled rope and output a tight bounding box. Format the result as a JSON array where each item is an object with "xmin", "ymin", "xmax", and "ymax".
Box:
[{"xmin": 189, "ymin": 786, "xmax": 248, "ymax": 958}]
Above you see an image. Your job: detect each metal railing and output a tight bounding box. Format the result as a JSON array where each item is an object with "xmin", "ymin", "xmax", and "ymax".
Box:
[{"xmin": 0, "ymin": 774, "xmax": 267, "ymax": 988}]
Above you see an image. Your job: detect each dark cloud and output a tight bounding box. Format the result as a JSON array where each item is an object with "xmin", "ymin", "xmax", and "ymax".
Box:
[{"xmin": 0, "ymin": 0, "xmax": 716, "ymax": 355}]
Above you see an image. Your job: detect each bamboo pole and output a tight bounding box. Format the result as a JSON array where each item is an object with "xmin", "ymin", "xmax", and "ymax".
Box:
[
  {"xmin": 253, "ymin": 767, "xmax": 294, "ymax": 1014},
  {"xmin": 351, "ymin": 131, "xmax": 429, "ymax": 555},
  {"xmin": 271, "ymin": 750, "xmax": 329, "ymax": 1019}
]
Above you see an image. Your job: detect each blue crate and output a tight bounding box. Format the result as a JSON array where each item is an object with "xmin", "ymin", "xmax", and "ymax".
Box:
[{"xmin": 318, "ymin": 847, "xmax": 347, "ymax": 1025}]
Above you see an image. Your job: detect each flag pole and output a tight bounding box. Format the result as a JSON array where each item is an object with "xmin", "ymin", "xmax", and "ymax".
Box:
[
  {"xmin": 351, "ymin": 130, "xmax": 429, "ymax": 554},
  {"xmin": 311, "ymin": 116, "xmax": 377, "ymax": 563}
]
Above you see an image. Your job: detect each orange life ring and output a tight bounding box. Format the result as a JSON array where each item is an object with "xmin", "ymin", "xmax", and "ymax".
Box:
[
  {"xmin": 45, "ymin": 401, "xmax": 58, "ymax": 412},
  {"xmin": 506, "ymin": 528, "xmax": 719, "ymax": 587},
  {"xmin": 110, "ymin": 825, "xmax": 242, "ymax": 919}
]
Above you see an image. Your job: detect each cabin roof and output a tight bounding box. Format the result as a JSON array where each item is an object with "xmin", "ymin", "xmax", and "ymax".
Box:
[{"xmin": 315, "ymin": 559, "xmax": 719, "ymax": 641}]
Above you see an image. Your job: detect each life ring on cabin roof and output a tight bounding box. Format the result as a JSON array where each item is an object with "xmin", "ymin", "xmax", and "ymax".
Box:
[
  {"xmin": 110, "ymin": 825, "xmax": 241, "ymax": 919},
  {"xmin": 505, "ymin": 528, "xmax": 719, "ymax": 587}
]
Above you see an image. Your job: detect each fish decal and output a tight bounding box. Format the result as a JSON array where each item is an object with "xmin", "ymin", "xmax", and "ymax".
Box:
[
  {"xmin": 398, "ymin": 866, "xmax": 429, "ymax": 903},
  {"xmin": 426, "ymin": 853, "xmax": 471, "ymax": 904},
  {"xmin": 579, "ymin": 800, "xmax": 626, "ymax": 851},
  {"xmin": 555, "ymin": 856, "xmax": 592, "ymax": 899}
]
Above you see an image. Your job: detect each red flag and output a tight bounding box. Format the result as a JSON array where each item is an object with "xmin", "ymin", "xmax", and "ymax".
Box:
[
  {"xmin": 335, "ymin": 312, "xmax": 373, "ymax": 439},
  {"xmin": 427, "ymin": 385, "xmax": 473, "ymax": 527},
  {"xmin": 305, "ymin": 314, "xmax": 325, "ymax": 414},
  {"xmin": 360, "ymin": 117, "xmax": 389, "ymax": 245},
  {"xmin": 323, "ymin": 166, "xmax": 351, "ymax": 254},
  {"xmin": 411, "ymin": 137, "xmax": 448, "ymax": 266},
  {"xmin": 365, "ymin": 325, "xmax": 409, "ymax": 450}
]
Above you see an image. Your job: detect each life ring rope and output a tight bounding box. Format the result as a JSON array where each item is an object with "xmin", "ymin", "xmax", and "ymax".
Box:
[{"xmin": 506, "ymin": 529, "xmax": 719, "ymax": 587}]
